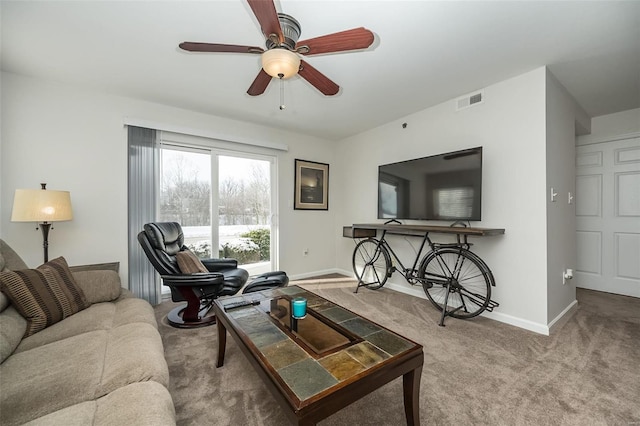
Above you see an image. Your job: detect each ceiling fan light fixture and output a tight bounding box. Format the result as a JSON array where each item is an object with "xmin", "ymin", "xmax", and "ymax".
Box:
[{"xmin": 261, "ymin": 48, "xmax": 300, "ymax": 79}]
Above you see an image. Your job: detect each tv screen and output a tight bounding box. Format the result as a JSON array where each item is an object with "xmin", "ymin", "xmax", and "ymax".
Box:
[{"xmin": 377, "ymin": 147, "xmax": 482, "ymax": 221}]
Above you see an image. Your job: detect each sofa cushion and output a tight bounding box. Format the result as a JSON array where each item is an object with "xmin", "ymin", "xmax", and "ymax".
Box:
[
  {"xmin": 0, "ymin": 291, "xmax": 8, "ymax": 313},
  {"xmin": 1, "ymin": 330, "xmax": 107, "ymax": 425},
  {"xmin": 111, "ymin": 297, "xmax": 159, "ymax": 329},
  {"xmin": 22, "ymin": 401, "xmax": 96, "ymax": 426},
  {"xmin": 1, "ymin": 239, "xmax": 27, "ymax": 313},
  {"xmin": 0, "ymin": 323, "xmax": 169, "ymax": 425},
  {"xmin": 175, "ymin": 250, "xmax": 208, "ymax": 273},
  {"xmin": 0, "ymin": 306, "xmax": 27, "ymax": 363},
  {"xmin": 92, "ymin": 381, "xmax": 175, "ymax": 426},
  {"xmin": 0, "ymin": 239, "xmax": 29, "ymax": 271},
  {"xmin": 0, "ymin": 257, "xmax": 90, "ymax": 337},
  {"xmin": 22, "ymin": 382, "xmax": 175, "ymax": 426},
  {"xmin": 96, "ymin": 322, "xmax": 169, "ymax": 397},
  {"xmin": 72, "ymin": 269, "xmax": 122, "ymax": 304},
  {"xmin": 15, "ymin": 297, "xmax": 158, "ymax": 353}
]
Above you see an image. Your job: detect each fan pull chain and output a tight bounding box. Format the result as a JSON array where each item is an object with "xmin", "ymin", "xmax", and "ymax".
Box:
[{"xmin": 279, "ymin": 73, "xmax": 285, "ymax": 110}]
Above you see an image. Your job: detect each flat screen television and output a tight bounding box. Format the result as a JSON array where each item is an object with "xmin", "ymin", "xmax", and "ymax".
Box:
[{"xmin": 377, "ymin": 147, "xmax": 482, "ymax": 221}]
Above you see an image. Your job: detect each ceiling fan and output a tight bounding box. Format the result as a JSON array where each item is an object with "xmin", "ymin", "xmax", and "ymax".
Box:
[{"xmin": 179, "ymin": 0, "xmax": 375, "ymax": 96}]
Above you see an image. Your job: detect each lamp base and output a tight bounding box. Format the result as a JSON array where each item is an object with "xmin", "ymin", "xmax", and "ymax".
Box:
[{"xmin": 39, "ymin": 222, "xmax": 51, "ymax": 263}]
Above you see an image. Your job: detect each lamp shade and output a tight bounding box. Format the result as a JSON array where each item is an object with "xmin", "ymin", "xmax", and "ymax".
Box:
[
  {"xmin": 11, "ymin": 189, "xmax": 73, "ymax": 222},
  {"xmin": 261, "ymin": 48, "xmax": 301, "ymax": 79}
]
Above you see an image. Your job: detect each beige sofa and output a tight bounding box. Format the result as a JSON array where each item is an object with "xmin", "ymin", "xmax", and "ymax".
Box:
[{"xmin": 0, "ymin": 240, "xmax": 175, "ymax": 425}]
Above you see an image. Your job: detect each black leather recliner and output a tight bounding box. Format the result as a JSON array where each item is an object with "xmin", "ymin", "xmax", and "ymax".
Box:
[{"xmin": 137, "ymin": 222, "xmax": 288, "ymax": 328}]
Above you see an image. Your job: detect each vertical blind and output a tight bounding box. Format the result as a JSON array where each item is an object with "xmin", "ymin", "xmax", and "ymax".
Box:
[{"xmin": 127, "ymin": 126, "xmax": 161, "ymax": 304}]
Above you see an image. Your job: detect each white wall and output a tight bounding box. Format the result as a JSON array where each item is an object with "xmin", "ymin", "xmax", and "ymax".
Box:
[
  {"xmin": 334, "ymin": 67, "xmax": 551, "ymax": 332},
  {"xmin": 544, "ymin": 69, "xmax": 590, "ymax": 325},
  {"xmin": 0, "ymin": 72, "xmax": 338, "ymax": 284},
  {"xmin": 577, "ymin": 108, "xmax": 640, "ymax": 145}
]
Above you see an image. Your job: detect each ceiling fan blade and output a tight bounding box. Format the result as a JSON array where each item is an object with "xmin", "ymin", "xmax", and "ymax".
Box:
[
  {"xmin": 296, "ymin": 27, "xmax": 374, "ymax": 56},
  {"xmin": 298, "ymin": 60, "xmax": 339, "ymax": 96},
  {"xmin": 247, "ymin": 0, "xmax": 283, "ymax": 43},
  {"xmin": 179, "ymin": 42, "xmax": 263, "ymax": 54},
  {"xmin": 247, "ymin": 69, "xmax": 272, "ymax": 96}
]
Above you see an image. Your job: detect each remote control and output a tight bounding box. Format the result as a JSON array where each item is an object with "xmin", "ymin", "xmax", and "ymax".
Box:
[{"xmin": 223, "ymin": 300, "xmax": 261, "ymax": 311}]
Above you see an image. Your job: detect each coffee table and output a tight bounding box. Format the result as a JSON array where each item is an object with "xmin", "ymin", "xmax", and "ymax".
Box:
[{"xmin": 213, "ymin": 285, "xmax": 424, "ymax": 425}]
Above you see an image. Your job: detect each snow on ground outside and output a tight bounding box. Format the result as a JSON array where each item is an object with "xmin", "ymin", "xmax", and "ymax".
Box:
[{"xmin": 182, "ymin": 225, "xmax": 267, "ymax": 247}]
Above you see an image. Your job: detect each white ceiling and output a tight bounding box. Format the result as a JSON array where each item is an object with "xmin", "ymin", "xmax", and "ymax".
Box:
[{"xmin": 2, "ymin": 1, "xmax": 639, "ymax": 140}]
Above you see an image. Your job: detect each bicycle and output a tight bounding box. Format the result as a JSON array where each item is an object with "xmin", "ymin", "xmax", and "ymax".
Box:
[{"xmin": 351, "ymin": 224, "xmax": 499, "ymax": 326}]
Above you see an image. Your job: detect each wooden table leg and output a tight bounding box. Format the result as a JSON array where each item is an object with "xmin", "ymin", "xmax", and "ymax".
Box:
[
  {"xmin": 403, "ymin": 365, "xmax": 422, "ymax": 425},
  {"xmin": 216, "ymin": 318, "xmax": 227, "ymax": 368}
]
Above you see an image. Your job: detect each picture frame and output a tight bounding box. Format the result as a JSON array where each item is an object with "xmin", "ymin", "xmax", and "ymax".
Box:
[{"xmin": 294, "ymin": 159, "xmax": 329, "ymax": 210}]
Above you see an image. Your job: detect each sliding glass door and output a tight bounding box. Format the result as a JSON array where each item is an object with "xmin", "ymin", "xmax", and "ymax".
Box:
[
  {"xmin": 159, "ymin": 145, "xmax": 276, "ymax": 277},
  {"xmin": 217, "ymin": 154, "xmax": 273, "ymax": 276}
]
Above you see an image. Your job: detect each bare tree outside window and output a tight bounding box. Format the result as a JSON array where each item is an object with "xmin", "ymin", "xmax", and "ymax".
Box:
[{"xmin": 160, "ymin": 152, "xmax": 211, "ymax": 226}]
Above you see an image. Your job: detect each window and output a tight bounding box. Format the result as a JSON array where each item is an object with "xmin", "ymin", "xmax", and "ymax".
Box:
[{"xmin": 159, "ymin": 142, "xmax": 277, "ymax": 278}]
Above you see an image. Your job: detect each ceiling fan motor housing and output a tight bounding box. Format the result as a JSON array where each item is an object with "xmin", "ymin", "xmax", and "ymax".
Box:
[{"xmin": 266, "ymin": 13, "xmax": 301, "ymax": 50}]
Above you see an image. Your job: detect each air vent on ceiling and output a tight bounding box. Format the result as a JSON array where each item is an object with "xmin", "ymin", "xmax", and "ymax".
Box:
[{"xmin": 456, "ymin": 90, "xmax": 484, "ymax": 111}]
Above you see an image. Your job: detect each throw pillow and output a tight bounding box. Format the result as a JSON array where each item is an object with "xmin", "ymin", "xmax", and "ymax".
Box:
[
  {"xmin": 0, "ymin": 256, "xmax": 90, "ymax": 337},
  {"xmin": 175, "ymin": 250, "xmax": 208, "ymax": 274}
]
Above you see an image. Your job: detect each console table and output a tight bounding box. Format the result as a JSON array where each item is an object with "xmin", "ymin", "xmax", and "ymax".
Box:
[
  {"xmin": 344, "ymin": 223, "xmax": 505, "ymax": 240},
  {"xmin": 343, "ymin": 223, "xmax": 505, "ymax": 326}
]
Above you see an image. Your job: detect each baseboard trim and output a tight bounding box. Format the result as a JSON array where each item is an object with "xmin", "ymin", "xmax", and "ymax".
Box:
[
  {"xmin": 295, "ymin": 279, "xmax": 357, "ymax": 291},
  {"xmin": 335, "ymin": 268, "xmax": 354, "ymax": 277},
  {"xmin": 288, "ymin": 268, "xmax": 346, "ymax": 281},
  {"xmin": 482, "ymin": 311, "xmax": 550, "ymax": 335},
  {"xmin": 548, "ymin": 299, "xmax": 579, "ymax": 334},
  {"xmin": 383, "ymin": 282, "xmax": 552, "ymax": 335},
  {"xmin": 300, "ymin": 270, "xmax": 563, "ymax": 335}
]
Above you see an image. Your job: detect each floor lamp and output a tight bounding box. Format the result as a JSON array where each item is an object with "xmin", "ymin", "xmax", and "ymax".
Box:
[{"xmin": 11, "ymin": 183, "xmax": 73, "ymax": 263}]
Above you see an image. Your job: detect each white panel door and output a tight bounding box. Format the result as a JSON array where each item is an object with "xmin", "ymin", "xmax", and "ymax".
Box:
[{"xmin": 575, "ymin": 137, "xmax": 640, "ymax": 297}]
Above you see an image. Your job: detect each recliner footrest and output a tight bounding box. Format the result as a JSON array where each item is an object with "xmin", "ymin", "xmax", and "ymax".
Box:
[{"xmin": 242, "ymin": 271, "xmax": 289, "ymax": 294}]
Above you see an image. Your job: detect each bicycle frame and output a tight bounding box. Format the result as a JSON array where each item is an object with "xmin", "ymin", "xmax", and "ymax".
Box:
[{"xmin": 355, "ymin": 230, "xmax": 459, "ymax": 293}]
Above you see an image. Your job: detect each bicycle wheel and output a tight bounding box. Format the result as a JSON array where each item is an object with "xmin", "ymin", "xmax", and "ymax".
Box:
[
  {"xmin": 418, "ymin": 248, "xmax": 491, "ymax": 318},
  {"xmin": 460, "ymin": 249, "xmax": 496, "ymax": 287},
  {"xmin": 352, "ymin": 238, "xmax": 391, "ymax": 290}
]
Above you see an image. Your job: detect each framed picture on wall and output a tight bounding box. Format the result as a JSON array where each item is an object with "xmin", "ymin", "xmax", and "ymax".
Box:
[{"xmin": 294, "ymin": 159, "xmax": 329, "ymax": 210}]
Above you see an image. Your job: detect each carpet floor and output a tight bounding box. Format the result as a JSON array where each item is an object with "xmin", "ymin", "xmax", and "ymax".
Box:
[{"xmin": 154, "ymin": 283, "xmax": 640, "ymax": 425}]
